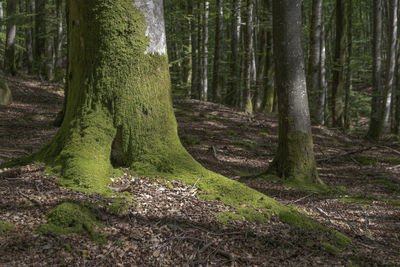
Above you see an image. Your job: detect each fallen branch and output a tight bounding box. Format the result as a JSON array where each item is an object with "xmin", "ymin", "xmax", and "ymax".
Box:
[
  {"xmin": 317, "ymin": 146, "xmax": 374, "ymax": 163},
  {"xmin": 377, "ymin": 145, "xmax": 400, "ymax": 156},
  {"xmin": 18, "ymin": 191, "xmax": 43, "ymax": 208},
  {"xmin": 289, "ymin": 193, "xmax": 314, "ymax": 204}
]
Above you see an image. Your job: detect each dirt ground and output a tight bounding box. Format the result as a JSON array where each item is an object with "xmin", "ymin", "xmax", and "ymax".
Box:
[{"xmin": 0, "ymin": 76, "xmax": 399, "ymax": 266}]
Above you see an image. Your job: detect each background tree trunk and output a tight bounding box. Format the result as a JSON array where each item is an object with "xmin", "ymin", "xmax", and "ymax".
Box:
[
  {"xmin": 307, "ymin": 0, "xmax": 323, "ymax": 124},
  {"xmin": 381, "ymin": 0, "xmax": 398, "ymax": 133},
  {"xmin": 243, "ymin": 0, "xmax": 254, "ymax": 113},
  {"xmin": 211, "ymin": 0, "xmax": 223, "ymax": 103},
  {"xmin": 367, "ymin": 0, "xmax": 383, "ymax": 139},
  {"xmin": 4, "ymin": 0, "xmax": 17, "ymax": 76},
  {"xmin": 270, "ymin": 0, "xmax": 322, "ymax": 186}
]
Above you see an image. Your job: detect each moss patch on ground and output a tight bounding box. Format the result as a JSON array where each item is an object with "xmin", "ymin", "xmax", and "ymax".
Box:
[
  {"xmin": 39, "ymin": 202, "xmax": 105, "ymax": 243},
  {"xmin": 352, "ymin": 156, "xmax": 378, "ymax": 165},
  {"xmin": 257, "ymin": 174, "xmax": 329, "ymax": 192},
  {"xmin": 0, "ymin": 221, "xmax": 14, "ymax": 235}
]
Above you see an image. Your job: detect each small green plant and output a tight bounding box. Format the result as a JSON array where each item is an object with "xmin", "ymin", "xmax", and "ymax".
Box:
[
  {"xmin": 0, "ymin": 221, "xmax": 13, "ymax": 236},
  {"xmin": 180, "ymin": 135, "xmax": 201, "ymax": 146},
  {"xmin": 39, "ymin": 202, "xmax": 106, "ymax": 243},
  {"xmin": 259, "ymin": 131, "xmax": 269, "ymax": 137},
  {"xmin": 353, "ymin": 156, "xmax": 378, "ymax": 165}
]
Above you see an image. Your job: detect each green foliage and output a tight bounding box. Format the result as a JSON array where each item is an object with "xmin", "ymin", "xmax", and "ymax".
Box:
[
  {"xmin": 39, "ymin": 202, "xmax": 105, "ymax": 243},
  {"xmin": 353, "ymin": 156, "xmax": 378, "ymax": 165},
  {"xmin": 180, "ymin": 135, "xmax": 201, "ymax": 146},
  {"xmin": 0, "ymin": 221, "xmax": 14, "ymax": 236}
]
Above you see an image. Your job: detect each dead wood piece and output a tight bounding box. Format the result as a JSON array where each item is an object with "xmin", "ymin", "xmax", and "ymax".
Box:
[
  {"xmin": 18, "ymin": 191, "xmax": 43, "ymax": 208},
  {"xmin": 317, "ymin": 146, "xmax": 374, "ymax": 162}
]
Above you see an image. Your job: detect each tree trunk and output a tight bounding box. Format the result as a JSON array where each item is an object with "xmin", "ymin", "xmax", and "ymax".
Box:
[
  {"xmin": 226, "ymin": 0, "xmax": 241, "ymax": 106},
  {"xmin": 318, "ymin": 17, "xmax": 327, "ymax": 125},
  {"xmin": 344, "ymin": 0, "xmax": 352, "ymax": 131},
  {"xmin": 211, "ymin": 0, "xmax": 223, "ymax": 103},
  {"xmin": 367, "ymin": 0, "xmax": 383, "ymax": 139},
  {"xmin": 189, "ymin": 0, "xmax": 197, "ymax": 99},
  {"xmin": 307, "ymin": 0, "xmax": 323, "ymax": 124},
  {"xmin": 269, "ymin": 0, "xmax": 322, "ymax": 186},
  {"xmin": 37, "ymin": 0, "xmax": 206, "ymax": 191},
  {"xmin": 331, "ymin": 0, "xmax": 348, "ymax": 128},
  {"xmin": 54, "ymin": 0, "xmax": 63, "ymax": 77},
  {"xmin": 200, "ymin": 1, "xmax": 209, "ymax": 101},
  {"xmin": 243, "ymin": 0, "xmax": 253, "ymax": 113},
  {"xmin": 4, "ymin": 0, "xmax": 17, "ymax": 76},
  {"xmin": 382, "ymin": 0, "xmax": 398, "ymax": 133},
  {"xmin": 26, "ymin": 0, "xmax": 35, "ymax": 74},
  {"xmin": 35, "ymin": 0, "xmax": 46, "ymax": 78},
  {"xmin": 45, "ymin": 0, "xmax": 54, "ymax": 80}
]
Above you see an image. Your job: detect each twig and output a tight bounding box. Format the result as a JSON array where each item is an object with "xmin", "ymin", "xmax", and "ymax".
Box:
[
  {"xmin": 289, "ymin": 193, "xmax": 314, "ymax": 204},
  {"xmin": 317, "ymin": 146, "xmax": 374, "ymax": 162},
  {"xmin": 18, "ymin": 191, "xmax": 42, "ymax": 208},
  {"xmin": 388, "ymin": 164, "xmax": 400, "ymax": 170},
  {"xmin": 193, "ymin": 177, "xmax": 201, "ymax": 188},
  {"xmin": 377, "ymin": 145, "xmax": 400, "ymax": 156}
]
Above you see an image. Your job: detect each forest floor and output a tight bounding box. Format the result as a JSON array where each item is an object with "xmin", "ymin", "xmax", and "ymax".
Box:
[{"xmin": 0, "ymin": 76, "xmax": 399, "ymax": 266}]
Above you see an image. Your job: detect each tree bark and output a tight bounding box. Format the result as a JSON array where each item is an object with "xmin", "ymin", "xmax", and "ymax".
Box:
[
  {"xmin": 226, "ymin": 0, "xmax": 241, "ymax": 106},
  {"xmin": 4, "ymin": 0, "xmax": 17, "ymax": 76},
  {"xmin": 344, "ymin": 0, "xmax": 352, "ymax": 131},
  {"xmin": 54, "ymin": 0, "xmax": 64, "ymax": 77},
  {"xmin": 307, "ymin": 0, "xmax": 323, "ymax": 124},
  {"xmin": 331, "ymin": 0, "xmax": 348, "ymax": 129},
  {"xmin": 381, "ymin": 0, "xmax": 398, "ymax": 133},
  {"xmin": 200, "ymin": 1, "xmax": 209, "ymax": 101},
  {"xmin": 367, "ymin": 0, "xmax": 383, "ymax": 139},
  {"xmin": 37, "ymin": 0, "xmax": 206, "ymax": 191},
  {"xmin": 243, "ymin": 0, "xmax": 253, "ymax": 113},
  {"xmin": 211, "ymin": 0, "xmax": 223, "ymax": 103},
  {"xmin": 35, "ymin": 0, "xmax": 46, "ymax": 78},
  {"xmin": 270, "ymin": 0, "xmax": 322, "ymax": 186}
]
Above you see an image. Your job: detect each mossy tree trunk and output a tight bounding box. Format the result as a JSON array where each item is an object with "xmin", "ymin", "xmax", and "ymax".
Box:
[
  {"xmin": 270, "ymin": 0, "xmax": 322, "ymax": 186},
  {"xmin": 38, "ymin": 0, "xmax": 199, "ymax": 191},
  {"xmin": 4, "ymin": 0, "xmax": 17, "ymax": 76}
]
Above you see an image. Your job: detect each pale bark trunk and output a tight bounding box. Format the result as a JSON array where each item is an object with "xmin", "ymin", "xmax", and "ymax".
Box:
[
  {"xmin": 200, "ymin": 1, "xmax": 209, "ymax": 101},
  {"xmin": 4, "ymin": 0, "xmax": 17, "ymax": 76},
  {"xmin": 382, "ymin": 0, "xmax": 398, "ymax": 133},
  {"xmin": 243, "ymin": 0, "xmax": 253, "ymax": 113}
]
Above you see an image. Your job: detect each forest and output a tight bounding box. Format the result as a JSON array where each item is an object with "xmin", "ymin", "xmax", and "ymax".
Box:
[{"xmin": 0, "ymin": 0, "xmax": 399, "ymax": 265}]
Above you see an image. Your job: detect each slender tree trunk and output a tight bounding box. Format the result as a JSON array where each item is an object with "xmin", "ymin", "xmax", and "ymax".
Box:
[
  {"xmin": 200, "ymin": 1, "xmax": 209, "ymax": 101},
  {"xmin": 35, "ymin": 0, "xmax": 46, "ymax": 78},
  {"xmin": 211, "ymin": 0, "xmax": 223, "ymax": 103},
  {"xmin": 243, "ymin": 0, "xmax": 254, "ymax": 113},
  {"xmin": 270, "ymin": 0, "xmax": 321, "ymax": 186},
  {"xmin": 331, "ymin": 0, "xmax": 348, "ymax": 128},
  {"xmin": 45, "ymin": 0, "xmax": 54, "ymax": 80},
  {"xmin": 344, "ymin": 0, "xmax": 352, "ymax": 131},
  {"xmin": 319, "ymin": 17, "xmax": 327, "ymax": 125},
  {"xmin": 54, "ymin": 0, "xmax": 63, "ymax": 77},
  {"xmin": 254, "ymin": 29, "xmax": 266, "ymax": 111},
  {"xmin": 26, "ymin": 0, "xmax": 34, "ymax": 74},
  {"xmin": 367, "ymin": 0, "xmax": 383, "ymax": 139},
  {"xmin": 307, "ymin": 0, "xmax": 323, "ymax": 124},
  {"xmin": 226, "ymin": 0, "xmax": 241, "ymax": 106},
  {"xmin": 189, "ymin": 0, "xmax": 197, "ymax": 99},
  {"xmin": 382, "ymin": 0, "xmax": 398, "ymax": 133},
  {"xmin": 4, "ymin": 0, "xmax": 17, "ymax": 76}
]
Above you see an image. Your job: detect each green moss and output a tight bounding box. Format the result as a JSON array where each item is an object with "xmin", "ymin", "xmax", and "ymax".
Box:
[
  {"xmin": 259, "ymin": 132, "xmax": 269, "ymax": 137},
  {"xmin": 0, "ymin": 221, "xmax": 14, "ymax": 235},
  {"xmin": 322, "ymin": 242, "xmax": 339, "ymax": 254},
  {"xmin": 258, "ymin": 173, "xmax": 328, "ymax": 192},
  {"xmin": 39, "ymin": 202, "xmax": 105, "ymax": 243},
  {"xmin": 334, "ymin": 231, "xmax": 352, "ymax": 248},
  {"xmin": 279, "ymin": 210, "xmax": 325, "ymax": 231},
  {"xmin": 353, "ymin": 156, "xmax": 378, "ymax": 165},
  {"xmin": 224, "ymin": 129, "xmax": 237, "ymax": 135},
  {"xmin": 374, "ymin": 179, "xmax": 400, "ymax": 189},
  {"xmin": 180, "ymin": 136, "xmax": 201, "ymax": 146},
  {"xmin": 339, "ymin": 197, "xmax": 372, "ymax": 206},
  {"xmin": 384, "ymin": 157, "xmax": 400, "ymax": 164},
  {"xmin": 106, "ymin": 198, "xmax": 131, "ymax": 215},
  {"xmin": 0, "ymin": 79, "xmax": 12, "ymax": 106},
  {"xmin": 217, "ymin": 211, "xmax": 244, "ymax": 224}
]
